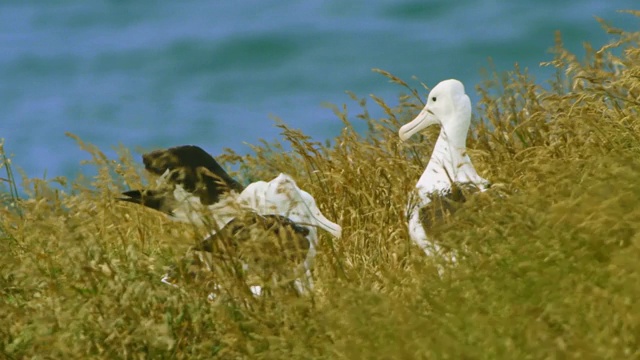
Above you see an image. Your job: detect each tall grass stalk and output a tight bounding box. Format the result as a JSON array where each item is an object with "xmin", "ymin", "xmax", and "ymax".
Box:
[{"xmin": 0, "ymin": 139, "xmax": 21, "ymax": 242}]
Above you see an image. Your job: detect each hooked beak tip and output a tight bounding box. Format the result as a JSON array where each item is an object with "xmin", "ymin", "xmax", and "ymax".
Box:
[
  {"xmin": 319, "ymin": 221, "xmax": 342, "ymax": 239},
  {"xmin": 398, "ymin": 130, "xmax": 411, "ymax": 142},
  {"xmin": 333, "ymin": 225, "xmax": 343, "ymax": 239}
]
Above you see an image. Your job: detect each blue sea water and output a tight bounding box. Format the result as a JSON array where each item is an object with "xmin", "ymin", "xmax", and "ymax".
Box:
[{"xmin": 0, "ymin": 1, "xmax": 638, "ymax": 181}]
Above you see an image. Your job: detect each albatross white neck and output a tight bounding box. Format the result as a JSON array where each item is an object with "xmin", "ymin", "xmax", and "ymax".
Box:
[{"xmin": 416, "ymin": 111, "xmax": 482, "ymax": 193}]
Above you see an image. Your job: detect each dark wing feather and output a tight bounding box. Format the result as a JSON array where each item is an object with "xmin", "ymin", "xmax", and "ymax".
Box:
[
  {"xmin": 118, "ymin": 189, "xmax": 177, "ymax": 216},
  {"xmin": 195, "ymin": 213, "xmax": 310, "ymax": 266},
  {"xmin": 166, "ymin": 213, "xmax": 310, "ymax": 290},
  {"xmin": 419, "ymin": 182, "xmax": 483, "ymax": 237},
  {"xmin": 142, "ymin": 145, "xmax": 244, "ymax": 205},
  {"xmin": 119, "ymin": 145, "xmax": 245, "ymax": 214}
]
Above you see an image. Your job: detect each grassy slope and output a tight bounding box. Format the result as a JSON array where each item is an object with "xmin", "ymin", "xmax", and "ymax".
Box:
[{"xmin": 2, "ymin": 13, "xmax": 640, "ymax": 359}]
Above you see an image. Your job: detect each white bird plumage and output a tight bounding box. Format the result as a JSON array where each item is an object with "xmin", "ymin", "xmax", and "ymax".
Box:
[
  {"xmin": 119, "ymin": 145, "xmax": 341, "ymax": 294},
  {"xmin": 399, "ymin": 79, "xmax": 490, "ymax": 255},
  {"xmin": 237, "ymin": 173, "xmax": 342, "ymax": 291}
]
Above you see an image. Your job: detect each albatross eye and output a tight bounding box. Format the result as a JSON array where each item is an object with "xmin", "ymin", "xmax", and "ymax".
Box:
[{"xmin": 431, "ymin": 97, "xmax": 437, "ymax": 102}]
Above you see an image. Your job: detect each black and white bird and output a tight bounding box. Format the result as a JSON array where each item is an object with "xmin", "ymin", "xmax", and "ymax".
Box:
[
  {"xmin": 399, "ymin": 79, "xmax": 490, "ymax": 256},
  {"xmin": 120, "ymin": 145, "xmax": 245, "ymax": 227},
  {"xmin": 119, "ymin": 145, "xmax": 341, "ymax": 294}
]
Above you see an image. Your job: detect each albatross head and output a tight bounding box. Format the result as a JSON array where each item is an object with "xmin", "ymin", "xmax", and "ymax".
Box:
[
  {"xmin": 398, "ymin": 79, "xmax": 471, "ymax": 144},
  {"xmin": 237, "ymin": 174, "xmax": 342, "ymax": 239},
  {"xmin": 269, "ymin": 174, "xmax": 342, "ymax": 239}
]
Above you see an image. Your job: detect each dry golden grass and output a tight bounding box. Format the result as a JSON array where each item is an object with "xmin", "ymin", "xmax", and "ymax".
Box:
[{"xmin": 2, "ymin": 13, "xmax": 640, "ymax": 358}]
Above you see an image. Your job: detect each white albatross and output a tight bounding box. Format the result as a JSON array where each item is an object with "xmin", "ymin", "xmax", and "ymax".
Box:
[{"xmin": 399, "ymin": 79, "xmax": 490, "ymax": 256}]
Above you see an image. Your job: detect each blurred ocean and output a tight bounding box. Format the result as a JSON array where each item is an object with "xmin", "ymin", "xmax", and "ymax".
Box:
[{"xmin": 0, "ymin": 1, "xmax": 638, "ymax": 180}]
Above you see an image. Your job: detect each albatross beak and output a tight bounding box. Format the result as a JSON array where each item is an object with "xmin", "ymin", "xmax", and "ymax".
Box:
[
  {"xmin": 311, "ymin": 211, "xmax": 342, "ymax": 239},
  {"xmin": 398, "ymin": 107, "xmax": 439, "ymax": 141}
]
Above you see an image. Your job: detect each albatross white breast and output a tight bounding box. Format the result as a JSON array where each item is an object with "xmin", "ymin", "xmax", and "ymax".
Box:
[{"xmin": 398, "ymin": 79, "xmax": 490, "ymax": 256}]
